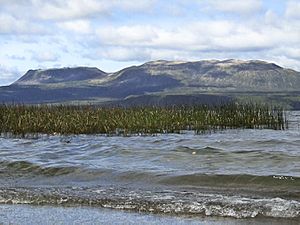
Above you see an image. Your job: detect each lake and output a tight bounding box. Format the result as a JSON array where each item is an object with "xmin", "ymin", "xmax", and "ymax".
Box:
[{"xmin": 0, "ymin": 111, "xmax": 299, "ymax": 224}]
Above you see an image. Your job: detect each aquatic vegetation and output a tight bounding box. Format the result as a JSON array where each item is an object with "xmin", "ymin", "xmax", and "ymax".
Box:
[{"xmin": 0, "ymin": 103, "xmax": 287, "ymax": 136}]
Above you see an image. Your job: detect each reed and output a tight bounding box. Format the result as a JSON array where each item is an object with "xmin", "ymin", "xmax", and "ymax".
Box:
[{"xmin": 0, "ymin": 103, "xmax": 287, "ymax": 136}]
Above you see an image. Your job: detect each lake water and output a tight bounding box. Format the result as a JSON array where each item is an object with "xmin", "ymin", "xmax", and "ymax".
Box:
[{"xmin": 0, "ymin": 111, "xmax": 299, "ymax": 224}]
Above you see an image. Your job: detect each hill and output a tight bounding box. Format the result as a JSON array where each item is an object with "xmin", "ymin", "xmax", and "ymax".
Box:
[
  {"xmin": 1, "ymin": 60, "xmax": 300, "ymax": 108},
  {"xmin": 13, "ymin": 67, "xmax": 107, "ymax": 86}
]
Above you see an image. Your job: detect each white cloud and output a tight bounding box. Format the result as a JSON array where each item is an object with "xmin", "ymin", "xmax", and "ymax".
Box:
[
  {"xmin": 0, "ymin": 14, "xmax": 46, "ymax": 34},
  {"xmin": 0, "ymin": 64, "xmax": 21, "ymax": 85},
  {"xmin": 206, "ymin": 0, "xmax": 262, "ymax": 14},
  {"xmin": 114, "ymin": 0, "xmax": 157, "ymax": 11},
  {"xmin": 57, "ymin": 20, "xmax": 92, "ymax": 34},
  {"xmin": 271, "ymin": 47, "xmax": 300, "ymax": 62},
  {"xmin": 96, "ymin": 21, "xmax": 275, "ymax": 52},
  {"xmin": 92, "ymin": 16, "xmax": 300, "ymax": 71},
  {"xmin": 6, "ymin": 54, "xmax": 26, "ymax": 60},
  {"xmin": 285, "ymin": 0, "xmax": 300, "ymax": 19},
  {"xmin": 99, "ymin": 47, "xmax": 151, "ymax": 61},
  {"xmin": 10, "ymin": 0, "xmax": 156, "ymax": 21},
  {"xmin": 204, "ymin": 0, "xmax": 262, "ymax": 14},
  {"xmin": 36, "ymin": 0, "xmax": 108, "ymax": 20},
  {"xmin": 285, "ymin": 48, "xmax": 300, "ymax": 60},
  {"xmin": 267, "ymin": 54, "xmax": 300, "ymax": 71},
  {"xmin": 31, "ymin": 51, "xmax": 59, "ymax": 62},
  {"xmin": 97, "ymin": 25, "xmax": 158, "ymax": 46}
]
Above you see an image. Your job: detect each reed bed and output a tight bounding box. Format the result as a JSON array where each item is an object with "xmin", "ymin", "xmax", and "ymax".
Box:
[{"xmin": 0, "ymin": 103, "xmax": 287, "ymax": 136}]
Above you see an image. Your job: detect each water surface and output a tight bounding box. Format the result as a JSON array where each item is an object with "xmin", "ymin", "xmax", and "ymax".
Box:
[{"xmin": 0, "ymin": 111, "xmax": 299, "ymax": 221}]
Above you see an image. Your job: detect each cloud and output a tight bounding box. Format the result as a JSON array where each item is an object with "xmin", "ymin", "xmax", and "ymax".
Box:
[
  {"xmin": 285, "ymin": 0, "xmax": 300, "ymax": 19},
  {"xmin": 267, "ymin": 54, "xmax": 300, "ymax": 72},
  {"xmin": 0, "ymin": 14, "xmax": 46, "ymax": 34},
  {"xmin": 272, "ymin": 47, "xmax": 300, "ymax": 62},
  {"xmin": 115, "ymin": 0, "xmax": 157, "ymax": 11},
  {"xmin": 264, "ymin": 10, "xmax": 280, "ymax": 26},
  {"xmin": 97, "ymin": 25, "xmax": 158, "ymax": 46},
  {"xmin": 91, "ymin": 15, "xmax": 300, "ymax": 72},
  {"xmin": 285, "ymin": 48, "xmax": 300, "ymax": 61},
  {"xmin": 57, "ymin": 20, "xmax": 92, "ymax": 34},
  {"xmin": 203, "ymin": 0, "xmax": 262, "ymax": 14},
  {"xmin": 1, "ymin": 0, "xmax": 156, "ymax": 21},
  {"xmin": 6, "ymin": 54, "xmax": 26, "ymax": 60},
  {"xmin": 98, "ymin": 47, "xmax": 151, "ymax": 62},
  {"xmin": 0, "ymin": 64, "xmax": 21, "ymax": 85},
  {"xmin": 31, "ymin": 51, "xmax": 59, "ymax": 62},
  {"xmin": 96, "ymin": 21, "xmax": 275, "ymax": 53},
  {"xmin": 36, "ymin": 0, "xmax": 108, "ymax": 20}
]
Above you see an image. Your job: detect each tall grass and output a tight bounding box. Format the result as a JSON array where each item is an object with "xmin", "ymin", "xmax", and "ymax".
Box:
[{"xmin": 0, "ymin": 103, "xmax": 287, "ymax": 137}]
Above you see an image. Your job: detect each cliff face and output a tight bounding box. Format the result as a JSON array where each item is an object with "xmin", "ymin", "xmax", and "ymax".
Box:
[{"xmin": 1, "ymin": 59, "xmax": 300, "ymax": 107}]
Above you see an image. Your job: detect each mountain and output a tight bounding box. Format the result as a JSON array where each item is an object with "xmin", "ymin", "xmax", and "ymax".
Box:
[
  {"xmin": 139, "ymin": 59, "xmax": 300, "ymax": 91},
  {"xmin": 13, "ymin": 67, "xmax": 107, "ymax": 85},
  {"xmin": 1, "ymin": 60, "xmax": 300, "ymax": 108}
]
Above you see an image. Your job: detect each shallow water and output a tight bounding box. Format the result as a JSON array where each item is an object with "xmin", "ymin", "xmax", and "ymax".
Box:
[
  {"xmin": 0, "ymin": 111, "xmax": 299, "ymax": 221},
  {"xmin": 1, "ymin": 204, "xmax": 299, "ymax": 225}
]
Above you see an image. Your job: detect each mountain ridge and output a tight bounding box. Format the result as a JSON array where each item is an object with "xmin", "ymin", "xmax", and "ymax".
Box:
[
  {"xmin": 2, "ymin": 59, "xmax": 300, "ymax": 108},
  {"xmin": 13, "ymin": 67, "xmax": 107, "ymax": 86}
]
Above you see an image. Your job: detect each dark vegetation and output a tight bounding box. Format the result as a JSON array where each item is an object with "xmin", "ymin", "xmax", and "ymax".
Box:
[{"xmin": 0, "ymin": 103, "xmax": 287, "ymax": 137}]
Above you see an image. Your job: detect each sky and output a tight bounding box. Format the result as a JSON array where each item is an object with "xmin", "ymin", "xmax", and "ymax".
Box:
[{"xmin": 0, "ymin": 0, "xmax": 300, "ymax": 86}]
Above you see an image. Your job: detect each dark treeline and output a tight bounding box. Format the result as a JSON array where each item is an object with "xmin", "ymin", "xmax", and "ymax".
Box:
[{"xmin": 0, "ymin": 103, "xmax": 287, "ymax": 137}]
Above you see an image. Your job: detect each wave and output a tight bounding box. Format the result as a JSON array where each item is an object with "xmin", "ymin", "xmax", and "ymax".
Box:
[
  {"xmin": 161, "ymin": 173, "xmax": 300, "ymax": 187},
  {"xmin": 1, "ymin": 160, "xmax": 299, "ymax": 194},
  {"xmin": 0, "ymin": 160, "xmax": 81, "ymax": 176},
  {"xmin": 160, "ymin": 174, "xmax": 300, "ymax": 200},
  {"xmin": 0, "ymin": 186, "xmax": 299, "ymax": 219},
  {"xmin": 173, "ymin": 146, "xmax": 222, "ymax": 154},
  {"xmin": 1, "ymin": 160, "xmax": 299, "ymax": 219}
]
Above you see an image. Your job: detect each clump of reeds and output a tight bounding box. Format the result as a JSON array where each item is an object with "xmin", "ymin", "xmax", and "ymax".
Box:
[{"xmin": 0, "ymin": 103, "xmax": 287, "ymax": 137}]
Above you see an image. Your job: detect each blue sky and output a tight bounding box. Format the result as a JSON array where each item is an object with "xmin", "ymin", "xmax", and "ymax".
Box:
[{"xmin": 0, "ymin": 0, "xmax": 299, "ymax": 85}]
